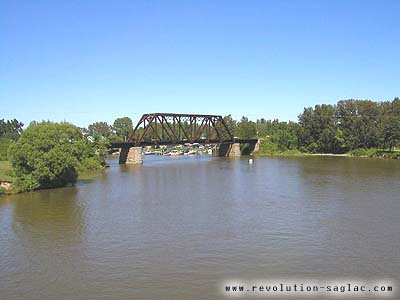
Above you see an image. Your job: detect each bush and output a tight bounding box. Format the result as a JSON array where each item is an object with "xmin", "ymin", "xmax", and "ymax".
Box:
[
  {"xmin": 258, "ymin": 139, "xmax": 279, "ymax": 155},
  {"xmin": 8, "ymin": 121, "xmax": 106, "ymax": 192},
  {"xmin": 386, "ymin": 152, "xmax": 400, "ymax": 159},
  {"xmin": 348, "ymin": 148, "xmax": 379, "ymax": 157},
  {"xmin": 258, "ymin": 139, "xmax": 303, "ymax": 156},
  {"xmin": 376, "ymin": 150, "xmax": 400, "ymax": 159}
]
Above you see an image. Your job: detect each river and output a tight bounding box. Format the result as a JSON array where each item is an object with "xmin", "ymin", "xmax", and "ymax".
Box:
[{"xmin": 0, "ymin": 155, "xmax": 399, "ymax": 299}]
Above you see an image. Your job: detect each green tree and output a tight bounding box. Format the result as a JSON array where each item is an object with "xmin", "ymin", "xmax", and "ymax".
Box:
[
  {"xmin": 0, "ymin": 119, "xmax": 24, "ymax": 140},
  {"xmin": 381, "ymin": 98, "xmax": 400, "ymax": 151},
  {"xmin": 113, "ymin": 117, "xmax": 133, "ymax": 141},
  {"xmin": 0, "ymin": 118, "xmax": 24, "ymax": 160},
  {"xmin": 255, "ymin": 118, "xmax": 273, "ymax": 137},
  {"xmin": 0, "ymin": 137, "xmax": 13, "ymax": 160},
  {"xmin": 8, "ymin": 122, "xmax": 105, "ymax": 192},
  {"xmin": 298, "ymin": 104, "xmax": 344, "ymax": 153},
  {"xmin": 87, "ymin": 122, "xmax": 113, "ymax": 140},
  {"xmin": 236, "ymin": 116, "xmax": 257, "ymax": 139},
  {"xmin": 223, "ymin": 115, "xmax": 238, "ymax": 138},
  {"xmin": 336, "ymin": 100, "xmax": 381, "ymax": 150},
  {"xmin": 271, "ymin": 121, "xmax": 299, "ymax": 151}
]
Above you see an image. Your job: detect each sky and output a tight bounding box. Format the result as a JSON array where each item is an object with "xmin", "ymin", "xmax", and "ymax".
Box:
[{"xmin": 1, "ymin": 0, "xmax": 399, "ymax": 127}]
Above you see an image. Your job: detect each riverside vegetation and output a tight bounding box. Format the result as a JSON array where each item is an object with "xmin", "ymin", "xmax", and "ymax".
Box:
[
  {"xmin": 230, "ymin": 98, "xmax": 400, "ymax": 158},
  {"xmin": 1, "ymin": 98, "xmax": 399, "ymax": 193},
  {"xmin": 0, "ymin": 122, "xmax": 108, "ymax": 193}
]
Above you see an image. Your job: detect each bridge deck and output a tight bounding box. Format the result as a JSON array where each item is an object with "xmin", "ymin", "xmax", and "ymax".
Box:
[{"xmin": 110, "ymin": 139, "xmax": 257, "ymax": 148}]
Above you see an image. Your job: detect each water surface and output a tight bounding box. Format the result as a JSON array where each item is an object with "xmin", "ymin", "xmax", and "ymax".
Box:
[{"xmin": 1, "ymin": 156, "xmax": 399, "ymax": 299}]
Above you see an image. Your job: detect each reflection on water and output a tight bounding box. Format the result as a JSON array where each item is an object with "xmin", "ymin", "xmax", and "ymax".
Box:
[{"xmin": 0, "ymin": 156, "xmax": 399, "ymax": 300}]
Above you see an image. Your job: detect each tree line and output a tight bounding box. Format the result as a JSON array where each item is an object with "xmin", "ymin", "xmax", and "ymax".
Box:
[
  {"xmin": 225, "ymin": 98, "xmax": 400, "ymax": 155},
  {"xmin": 82, "ymin": 117, "xmax": 134, "ymax": 142}
]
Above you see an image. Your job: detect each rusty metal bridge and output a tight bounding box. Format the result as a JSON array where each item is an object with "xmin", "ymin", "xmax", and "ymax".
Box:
[{"xmin": 110, "ymin": 113, "xmax": 258, "ymax": 164}]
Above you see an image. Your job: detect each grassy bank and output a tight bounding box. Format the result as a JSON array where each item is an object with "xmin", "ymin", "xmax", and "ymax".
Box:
[
  {"xmin": 255, "ymin": 151, "xmax": 400, "ymax": 159},
  {"xmin": 255, "ymin": 140, "xmax": 400, "ymax": 159},
  {"xmin": 347, "ymin": 148, "xmax": 400, "ymax": 159},
  {"xmin": 255, "ymin": 150, "xmax": 304, "ymax": 157}
]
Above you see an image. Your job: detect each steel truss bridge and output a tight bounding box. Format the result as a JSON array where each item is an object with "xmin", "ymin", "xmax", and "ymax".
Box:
[{"xmin": 110, "ymin": 113, "xmax": 257, "ymax": 148}]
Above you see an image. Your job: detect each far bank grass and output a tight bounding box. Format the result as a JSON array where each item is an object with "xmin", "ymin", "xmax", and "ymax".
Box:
[
  {"xmin": 255, "ymin": 149, "xmax": 304, "ymax": 157},
  {"xmin": 255, "ymin": 141, "xmax": 400, "ymax": 158},
  {"xmin": 255, "ymin": 149, "xmax": 400, "ymax": 159}
]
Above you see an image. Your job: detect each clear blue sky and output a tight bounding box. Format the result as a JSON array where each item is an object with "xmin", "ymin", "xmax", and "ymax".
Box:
[{"xmin": 1, "ymin": 0, "xmax": 399, "ymax": 127}]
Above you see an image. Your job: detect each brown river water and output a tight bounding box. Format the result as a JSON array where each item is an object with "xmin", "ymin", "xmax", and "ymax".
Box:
[{"xmin": 0, "ymin": 155, "xmax": 399, "ymax": 299}]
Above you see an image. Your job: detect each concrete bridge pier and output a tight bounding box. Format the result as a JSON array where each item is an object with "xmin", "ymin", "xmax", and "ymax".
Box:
[
  {"xmin": 241, "ymin": 140, "xmax": 258, "ymax": 155},
  {"xmin": 218, "ymin": 143, "xmax": 241, "ymax": 157},
  {"xmin": 119, "ymin": 147, "xmax": 143, "ymax": 164}
]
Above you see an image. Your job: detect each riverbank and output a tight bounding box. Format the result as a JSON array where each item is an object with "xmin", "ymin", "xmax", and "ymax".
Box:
[
  {"xmin": 254, "ymin": 152, "xmax": 349, "ymax": 158},
  {"xmin": 255, "ymin": 150, "xmax": 400, "ymax": 159},
  {"xmin": 0, "ymin": 161, "xmax": 14, "ymax": 194},
  {"xmin": 0, "ymin": 160, "xmax": 107, "ymax": 195}
]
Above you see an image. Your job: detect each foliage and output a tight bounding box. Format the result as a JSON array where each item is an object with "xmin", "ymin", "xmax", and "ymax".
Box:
[
  {"xmin": 348, "ymin": 148, "xmax": 379, "ymax": 157},
  {"xmin": 297, "ymin": 104, "xmax": 345, "ymax": 153},
  {"xmin": 258, "ymin": 139, "xmax": 302, "ymax": 156},
  {"xmin": 87, "ymin": 121, "xmax": 113, "ymax": 140},
  {"xmin": 297, "ymin": 98, "xmax": 400, "ymax": 153},
  {"xmin": 113, "ymin": 117, "xmax": 133, "ymax": 142},
  {"xmin": 0, "ymin": 118, "xmax": 23, "ymax": 160},
  {"xmin": 227, "ymin": 98, "xmax": 400, "ymax": 157},
  {"xmin": 223, "ymin": 115, "xmax": 238, "ymax": 137},
  {"xmin": 255, "ymin": 119, "xmax": 300, "ymax": 153},
  {"xmin": 348, "ymin": 148, "xmax": 400, "ymax": 159},
  {"xmin": 336, "ymin": 100, "xmax": 382, "ymax": 150},
  {"xmin": 382, "ymin": 151, "xmax": 400, "ymax": 159},
  {"xmin": 380, "ymin": 98, "xmax": 400, "ymax": 151},
  {"xmin": 8, "ymin": 122, "xmax": 106, "ymax": 192},
  {"xmin": 258, "ymin": 139, "xmax": 279, "ymax": 154},
  {"xmin": 271, "ymin": 122, "xmax": 298, "ymax": 151},
  {"xmin": 0, "ymin": 119, "xmax": 24, "ymax": 141},
  {"xmin": 236, "ymin": 116, "xmax": 257, "ymax": 139},
  {"xmin": 0, "ymin": 137, "xmax": 13, "ymax": 160},
  {"xmin": 0, "ymin": 160, "xmax": 14, "ymax": 182}
]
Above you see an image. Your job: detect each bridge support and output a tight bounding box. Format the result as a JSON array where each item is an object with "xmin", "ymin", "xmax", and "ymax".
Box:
[
  {"xmin": 254, "ymin": 139, "xmax": 261, "ymax": 152},
  {"xmin": 218, "ymin": 143, "xmax": 241, "ymax": 157},
  {"xmin": 119, "ymin": 147, "xmax": 143, "ymax": 164}
]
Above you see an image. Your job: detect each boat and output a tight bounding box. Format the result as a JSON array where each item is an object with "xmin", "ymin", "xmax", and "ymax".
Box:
[
  {"xmin": 184, "ymin": 150, "xmax": 197, "ymax": 155},
  {"xmin": 170, "ymin": 150, "xmax": 184, "ymax": 156}
]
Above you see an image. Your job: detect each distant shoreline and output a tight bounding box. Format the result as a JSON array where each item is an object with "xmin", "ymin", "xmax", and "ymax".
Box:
[
  {"xmin": 304, "ymin": 153, "xmax": 349, "ymax": 157},
  {"xmin": 254, "ymin": 152, "xmax": 399, "ymax": 159},
  {"xmin": 254, "ymin": 152, "xmax": 349, "ymax": 158}
]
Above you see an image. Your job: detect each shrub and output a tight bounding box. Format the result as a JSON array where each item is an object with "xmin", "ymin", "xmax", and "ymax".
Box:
[
  {"xmin": 258, "ymin": 139, "xmax": 303, "ymax": 155},
  {"xmin": 348, "ymin": 148, "xmax": 379, "ymax": 157},
  {"xmin": 8, "ymin": 121, "xmax": 106, "ymax": 192}
]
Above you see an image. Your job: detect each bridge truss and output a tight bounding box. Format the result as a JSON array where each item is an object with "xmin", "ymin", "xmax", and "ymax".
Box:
[{"xmin": 126, "ymin": 113, "xmax": 234, "ymax": 146}]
